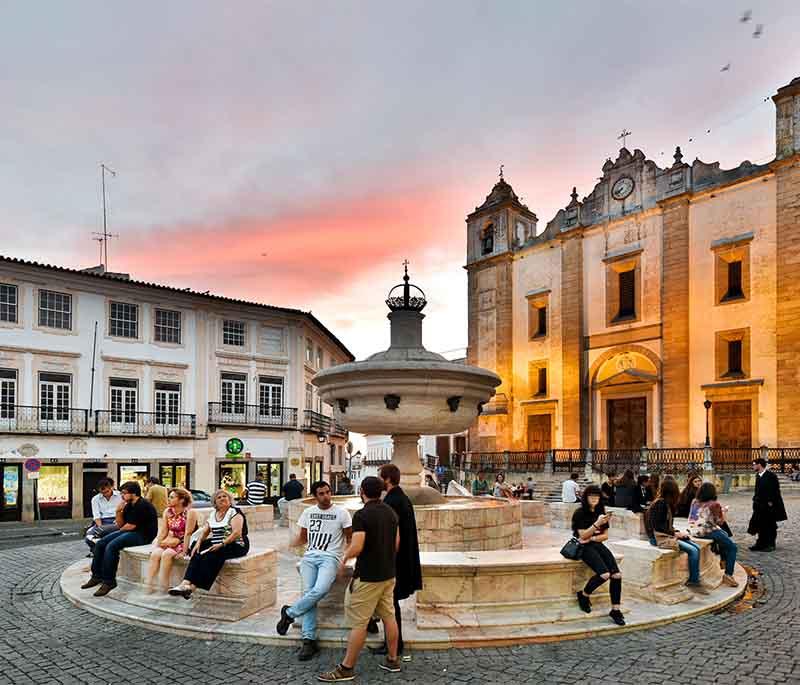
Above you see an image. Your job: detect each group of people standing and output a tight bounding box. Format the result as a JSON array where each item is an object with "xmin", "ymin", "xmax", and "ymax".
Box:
[{"xmin": 276, "ymin": 464, "xmax": 422, "ymax": 682}]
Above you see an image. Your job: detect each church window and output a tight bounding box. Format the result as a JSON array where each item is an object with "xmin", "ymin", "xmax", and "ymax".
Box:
[
  {"xmin": 727, "ymin": 340, "xmax": 743, "ymax": 375},
  {"xmin": 537, "ymin": 367, "xmax": 547, "ymax": 396},
  {"xmin": 617, "ymin": 269, "xmax": 636, "ymax": 319},
  {"xmin": 723, "ymin": 261, "xmax": 744, "ymax": 301},
  {"xmin": 526, "ymin": 291, "xmax": 550, "ymax": 340},
  {"xmin": 715, "ymin": 328, "xmax": 749, "ymax": 380},
  {"xmin": 713, "ymin": 237, "xmax": 751, "ymax": 306},
  {"xmin": 481, "ymin": 224, "xmax": 494, "ymax": 255}
]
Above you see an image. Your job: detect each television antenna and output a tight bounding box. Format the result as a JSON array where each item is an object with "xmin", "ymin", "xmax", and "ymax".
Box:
[{"xmin": 92, "ymin": 163, "xmax": 119, "ymax": 270}]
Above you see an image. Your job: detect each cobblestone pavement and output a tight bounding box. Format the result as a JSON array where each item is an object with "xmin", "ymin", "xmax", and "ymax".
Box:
[{"xmin": 1, "ymin": 493, "xmax": 798, "ymax": 685}]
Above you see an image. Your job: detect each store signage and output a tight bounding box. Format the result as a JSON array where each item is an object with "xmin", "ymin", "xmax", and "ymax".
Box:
[
  {"xmin": 226, "ymin": 437, "xmax": 244, "ymax": 455},
  {"xmin": 24, "ymin": 458, "xmax": 42, "ymax": 472},
  {"xmin": 27, "ymin": 471, "xmax": 40, "ymax": 480}
]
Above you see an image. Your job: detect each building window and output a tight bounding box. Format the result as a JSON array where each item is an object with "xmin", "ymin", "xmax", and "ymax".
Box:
[
  {"xmin": 109, "ymin": 301, "xmax": 138, "ymax": 338},
  {"xmin": 155, "ymin": 382, "xmax": 181, "ymax": 424},
  {"xmin": 0, "ymin": 284, "xmax": 18, "ymax": 323},
  {"xmin": 0, "ymin": 369, "xmax": 17, "ymax": 420},
  {"xmin": 527, "ymin": 291, "xmax": 550, "ymax": 340},
  {"xmin": 306, "ymin": 339, "xmax": 314, "ymax": 364},
  {"xmin": 221, "ymin": 373, "xmax": 247, "ymax": 415},
  {"xmin": 316, "ymin": 346, "xmax": 324, "ymax": 369},
  {"xmin": 39, "ymin": 372, "xmax": 71, "ymax": 423},
  {"xmin": 722, "ymin": 261, "xmax": 745, "ymax": 302},
  {"xmin": 223, "ymin": 319, "xmax": 246, "ymax": 346},
  {"xmin": 617, "ymin": 269, "xmax": 636, "ymax": 319},
  {"xmin": 481, "ymin": 223, "xmax": 494, "ymax": 256},
  {"xmin": 727, "ymin": 340, "xmax": 743, "ymax": 375},
  {"xmin": 537, "ymin": 367, "xmax": 547, "ymax": 396},
  {"xmin": 38, "ymin": 290, "xmax": 72, "ymax": 330},
  {"xmin": 109, "ymin": 378, "xmax": 138, "ymax": 425},
  {"xmin": 716, "ymin": 328, "xmax": 750, "ymax": 380},
  {"xmin": 259, "ymin": 376, "xmax": 283, "ymax": 417},
  {"xmin": 305, "ymin": 383, "xmax": 313, "ymax": 411},
  {"xmin": 154, "ymin": 308, "xmax": 181, "ymax": 344},
  {"xmin": 528, "ymin": 361, "xmax": 548, "ymax": 398}
]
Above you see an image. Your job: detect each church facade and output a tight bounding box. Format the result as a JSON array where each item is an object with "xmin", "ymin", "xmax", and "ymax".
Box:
[{"xmin": 466, "ymin": 75, "xmax": 800, "ymax": 452}]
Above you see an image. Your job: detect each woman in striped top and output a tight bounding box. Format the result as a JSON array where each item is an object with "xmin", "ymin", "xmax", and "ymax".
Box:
[{"xmin": 168, "ymin": 490, "xmax": 249, "ymax": 599}]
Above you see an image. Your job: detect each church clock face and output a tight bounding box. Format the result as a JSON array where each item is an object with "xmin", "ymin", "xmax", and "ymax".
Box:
[{"xmin": 612, "ymin": 176, "xmax": 635, "ymax": 200}]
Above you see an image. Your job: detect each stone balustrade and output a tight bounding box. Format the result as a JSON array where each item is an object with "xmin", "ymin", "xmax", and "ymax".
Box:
[{"xmin": 115, "ymin": 541, "xmax": 278, "ymax": 621}]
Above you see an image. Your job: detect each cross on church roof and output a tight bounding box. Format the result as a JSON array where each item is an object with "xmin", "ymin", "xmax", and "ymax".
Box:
[{"xmin": 618, "ymin": 129, "xmax": 632, "ymax": 148}]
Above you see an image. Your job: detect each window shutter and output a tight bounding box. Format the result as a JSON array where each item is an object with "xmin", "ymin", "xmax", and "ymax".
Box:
[
  {"xmin": 727, "ymin": 261, "xmax": 743, "ymax": 297},
  {"xmin": 538, "ymin": 367, "xmax": 547, "ymax": 395},
  {"xmin": 618, "ymin": 270, "xmax": 636, "ymax": 317},
  {"xmin": 728, "ymin": 340, "xmax": 743, "ymax": 374},
  {"xmin": 538, "ymin": 306, "xmax": 547, "ymax": 336}
]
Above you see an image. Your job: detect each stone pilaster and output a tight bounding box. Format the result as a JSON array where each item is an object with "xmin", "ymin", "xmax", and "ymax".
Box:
[
  {"xmin": 560, "ymin": 234, "xmax": 583, "ymax": 448},
  {"xmin": 660, "ymin": 197, "xmax": 691, "ymax": 446}
]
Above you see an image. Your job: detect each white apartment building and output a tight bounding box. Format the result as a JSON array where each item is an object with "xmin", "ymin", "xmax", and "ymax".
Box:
[{"xmin": 0, "ymin": 256, "xmax": 352, "ymax": 522}]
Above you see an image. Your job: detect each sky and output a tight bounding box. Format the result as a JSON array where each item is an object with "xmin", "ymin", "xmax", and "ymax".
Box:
[{"xmin": 1, "ymin": 1, "xmax": 799, "ymax": 361}]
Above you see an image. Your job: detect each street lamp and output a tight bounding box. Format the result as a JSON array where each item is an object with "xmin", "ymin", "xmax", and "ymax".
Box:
[
  {"xmin": 703, "ymin": 399, "xmax": 712, "ymax": 447},
  {"xmin": 317, "ymin": 433, "xmax": 327, "ymax": 443}
]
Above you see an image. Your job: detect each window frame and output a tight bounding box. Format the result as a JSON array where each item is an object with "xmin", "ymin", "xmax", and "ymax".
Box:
[
  {"xmin": 108, "ymin": 301, "xmax": 139, "ymax": 339},
  {"xmin": 222, "ymin": 319, "xmax": 246, "ymax": 347},
  {"xmin": 0, "ymin": 283, "xmax": 18, "ymax": 324},
  {"xmin": 154, "ymin": 308, "xmax": 182, "ymax": 344},
  {"xmin": 38, "ymin": 289, "xmax": 73, "ymax": 330}
]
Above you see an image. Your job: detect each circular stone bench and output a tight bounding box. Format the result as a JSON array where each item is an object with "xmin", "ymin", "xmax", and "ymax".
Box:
[
  {"xmin": 194, "ymin": 504, "xmax": 274, "ymax": 531},
  {"xmin": 113, "ymin": 541, "xmax": 277, "ymax": 621}
]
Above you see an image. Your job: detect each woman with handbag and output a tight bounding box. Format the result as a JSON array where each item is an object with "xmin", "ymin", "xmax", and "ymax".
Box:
[
  {"xmin": 688, "ymin": 483, "xmax": 739, "ymax": 588},
  {"xmin": 145, "ymin": 487, "xmax": 197, "ymax": 592},
  {"xmin": 571, "ymin": 485, "xmax": 625, "ymax": 626},
  {"xmin": 647, "ymin": 479, "xmax": 707, "ymax": 593}
]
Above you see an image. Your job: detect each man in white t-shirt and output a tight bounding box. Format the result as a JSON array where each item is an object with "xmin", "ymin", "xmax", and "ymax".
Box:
[
  {"xmin": 276, "ymin": 480, "xmax": 352, "ymax": 660},
  {"xmin": 561, "ymin": 473, "xmax": 581, "ymax": 504}
]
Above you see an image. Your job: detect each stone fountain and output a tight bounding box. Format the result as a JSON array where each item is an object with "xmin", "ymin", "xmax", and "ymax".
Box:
[{"xmin": 312, "ymin": 265, "xmax": 501, "ymax": 505}]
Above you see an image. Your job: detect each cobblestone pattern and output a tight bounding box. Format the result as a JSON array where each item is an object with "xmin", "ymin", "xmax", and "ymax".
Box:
[{"xmin": 0, "ymin": 494, "xmax": 798, "ymax": 685}]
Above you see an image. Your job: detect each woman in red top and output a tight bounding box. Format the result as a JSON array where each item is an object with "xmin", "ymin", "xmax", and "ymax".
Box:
[{"xmin": 145, "ymin": 487, "xmax": 197, "ymax": 592}]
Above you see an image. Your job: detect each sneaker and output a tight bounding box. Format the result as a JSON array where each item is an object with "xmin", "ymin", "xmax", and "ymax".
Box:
[
  {"xmin": 379, "ymin": 658, "xmax": 402, "ymax": 673},
  {"xmin": 93, "ymin": 582, "xmax": 116, "ymax": 597},
  {"xmin": 81, "ymin": 577, "xmax": 102, "ymax": 590},
  {"xmin": 298, "ymin": 639, "xmax": 319, "ymax": 661},
  {"xmin": 576, "ymin": 591, "xmax": 592, "ymax": 613},
  {"xmin": 609, "ymin": 609, "xmax": 626, "ymax": 626},
  {"xmin": 317, "ymin": 664, "xmax": 356, "ymax": 682},
  {"xmin": 276, "ymin": 605, "xmax": 294, "ymax": 636},
  {"xmin": 722, "ymin": 574, "xmax": 739, "ymax": 588}
]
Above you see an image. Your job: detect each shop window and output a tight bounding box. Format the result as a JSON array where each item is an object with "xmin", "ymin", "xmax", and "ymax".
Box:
[
  {"xmin": 38, "ymin": 464, "xmax": 72, "ymax": 519},
  {"xmin": 219, "ymin": 462, "xmax": 247, "ymax": 499},
  {"xmin": 160, "ymin": 463, "xmax": 190, "ymax": 489},
  {"xmin": 118, "ymin": 463, "xmax": 150, "ymax": 491}
]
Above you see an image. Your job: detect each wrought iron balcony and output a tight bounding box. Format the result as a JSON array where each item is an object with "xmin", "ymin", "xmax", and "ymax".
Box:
[
  {"xmin": 95, "ymin": 410, "xmax": 197, "ymax": 437},
  {"xmin": 0, "ymin": 405, "xmax": 89, "ymax": 434},
  {"xmin": 331, "ymin": 421, "xmax": 348, "ymax": 438},
  {"xmin": 302, "ymin": 409, "xmax": 332, "ymax": 433},
  {"xmin": 208, "ymin": 403, "xmax": 298, "ymax": 430}
]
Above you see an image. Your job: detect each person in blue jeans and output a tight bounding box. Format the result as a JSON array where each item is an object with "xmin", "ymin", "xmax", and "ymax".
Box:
[
  {"xmin": 276, "ymin": 480, "xmax": 352, "ymax": 661},
  {"xmin": 689, "ymin": 482, "xmax": 739, "ymax": 588},
  {"xmin": 81, "ymin": 481, "xmax": 159, "ymax": 597},
  {"xmin": 646, "ymin": 479, "xmax": 707, "ymax": 593}
]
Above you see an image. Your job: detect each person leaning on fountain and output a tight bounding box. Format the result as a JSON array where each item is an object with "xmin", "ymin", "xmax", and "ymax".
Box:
[
  {"xmin": 167, "ymin": 490, "xmax": 249, "ymax": 599},
  {"xmin": 276, "ymin": 480, "xmax": 353, "ymax": 661},
  {"xmin": 572, "ymin": 485, "xmax": 626, "ymax": 626},
  {"xmin": 366, "ymin": 464, "xmax": 422, "ymax": 660},
  {"xmin": 471, "ymin": 471, "xmax": 491, "ymax": 496},
  {"xmin": 81, "ymin": 480, "xmax": 159, "ymax": 597},
  {"xmin": 318, "ymin": 476, "xmax": 401, "ymax": 682}
]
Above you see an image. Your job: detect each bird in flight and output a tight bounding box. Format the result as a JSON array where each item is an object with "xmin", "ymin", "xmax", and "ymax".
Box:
[
  {"xmin": 740, "ymin": 10, "xmax": 752, "ymax": 23},
  {"xmin": 720, "ymin": 63, "xmax": 731, "ymax": 72},
  {"xmin": 753, "ymin": 24, "xmax": 763, "ymax": 38}
]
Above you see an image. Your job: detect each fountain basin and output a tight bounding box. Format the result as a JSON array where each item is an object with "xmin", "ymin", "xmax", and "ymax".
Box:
[{"xmin": 288, "ymin": 495, "xmax": 522, "ymax": 553}]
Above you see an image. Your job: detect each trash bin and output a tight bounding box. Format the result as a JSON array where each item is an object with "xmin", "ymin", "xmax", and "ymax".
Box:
[{"xmin": 721, "ymin": 474, "xmax": 734, "ymax": 494}]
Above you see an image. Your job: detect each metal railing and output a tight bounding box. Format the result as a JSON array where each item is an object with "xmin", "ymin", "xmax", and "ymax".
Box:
[
  {"xmin": 95, "ymin": 410, "xmax": 197, "ymax": 437},
  {"xmin": 647, "ymin": 448, "xmax": 705, "ymax": 474},
  {"xmin": 453, "ymin": 451, "xmax": 548, "ymax": 473},
  {"xmin": 552, "ymin": 449, "xmax": 586, "ymax": 473},
  {"xmin": 712, "ymin": 447, "xmax": 762, "ymax": 473},
  {"xmin": 207, "ymin": 403, "xmax": 298, "ymax": 429},
  {"xmin": 0, "ymin": 405, "xmax": 88, "ymax": 434},
  {"xmin": 591, "ymin": 449, "xmax": 641, "ymax": 474},
  {"xmin": 330, "ymin": 421, "xmax": 348, "ymax": 439},
  {"xmin": 303, "ymin": 410, "xmax": 331, "ymax": 433}
]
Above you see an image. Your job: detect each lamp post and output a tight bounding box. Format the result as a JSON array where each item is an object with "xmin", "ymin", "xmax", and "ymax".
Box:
[{"xmin": 703, "ymin": 399, "xmax": 712, "ymax": 447}]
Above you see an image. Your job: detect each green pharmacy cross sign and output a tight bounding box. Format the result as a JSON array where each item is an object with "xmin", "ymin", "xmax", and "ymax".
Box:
[{"xmin": 226, "ymin": 437, "xmax": 244, "ymax": 458}]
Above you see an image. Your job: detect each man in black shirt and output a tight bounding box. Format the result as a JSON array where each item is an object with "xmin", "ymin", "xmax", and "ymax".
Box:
[
  {"xmin": 318, "ymin": 476, "xmax": 400, "ymax": 682},
  {"xmin": 283, "ymin": 473, "xmax": 304, "ymax": 501},
  {"xmin": 82, "ymin": 481, "xmax": 158, "ymax": 597}
]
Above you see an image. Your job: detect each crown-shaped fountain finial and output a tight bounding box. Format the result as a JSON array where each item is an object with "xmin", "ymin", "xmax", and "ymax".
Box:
[{"xmin": 386, "ymin": 260, "xmax": 427, "ymax": 312}]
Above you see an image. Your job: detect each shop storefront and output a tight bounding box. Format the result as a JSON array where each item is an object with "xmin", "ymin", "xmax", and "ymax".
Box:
[
  {"xmin": 159, "ymin": 463, "xmax": 191, "ymax": 489},
  {"xmin": 218, "ymin": 461, "xmax": 247, "ymax": 499},
  {"xmin": 118, "ymin": 463, "xmax": 150, "ymax": 492},
  {"xmin": 304, "ymin": 458, "xmax": 323, "ymax": 486},
  {"xmin": 38, "ymin": 463, "xmax": 73, "ymax": 520},
  {"xmin": 1, "ymin": 463, "xmax": 22, "ymax": 522},
  {"xmin": 255, "ymin": 461, "xmax": 284, "ymax": 504}
]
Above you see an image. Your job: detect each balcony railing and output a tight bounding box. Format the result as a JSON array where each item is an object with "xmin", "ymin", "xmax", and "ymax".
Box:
[
  {"xmin": 303, "ymin": 410, "xmax": 331, "ymax": 433},
  {"xmin": 207, "ymin": 403, "xmax": 298, "ymax": 430},
  {"xmin": 331, "ymin": 421, "xmax": 348, "ymax": 438},
  {"xmin": 0, "ymin": 405, "xmax": 89, "ymax": 434},
  {"xmin": 95, "ymin": 410, "xmax": 197, "ymax": 437}
]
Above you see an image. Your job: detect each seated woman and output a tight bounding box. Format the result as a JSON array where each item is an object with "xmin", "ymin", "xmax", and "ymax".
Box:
[
  {"xmin": 613, "ymin": 469, "xmax": 637, "ymax": 510},
  {"xmin": 168, "ymin": 490, "xmax": 249, "ymax": 599},
  {"xmin": 146, "ymin": 487, "xmax": 197, "ymax": 593},
  {"xmin": 647, "ymin": 479, "xmax": 707, "ymax": 593},
  {"xmin": 676, "ymin": 471, "xmax": 702, "ymax": 518},
  {"xmin": 572, "ymin": 485, "xmax": 625, "ymax": 626},
  {"xmin": 688, "ymin": 483, "xmax": 739, "ymax": 588},
  {"xmin": 492, "ymin": 472, "xmax": 515, "ymax": 499}
]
